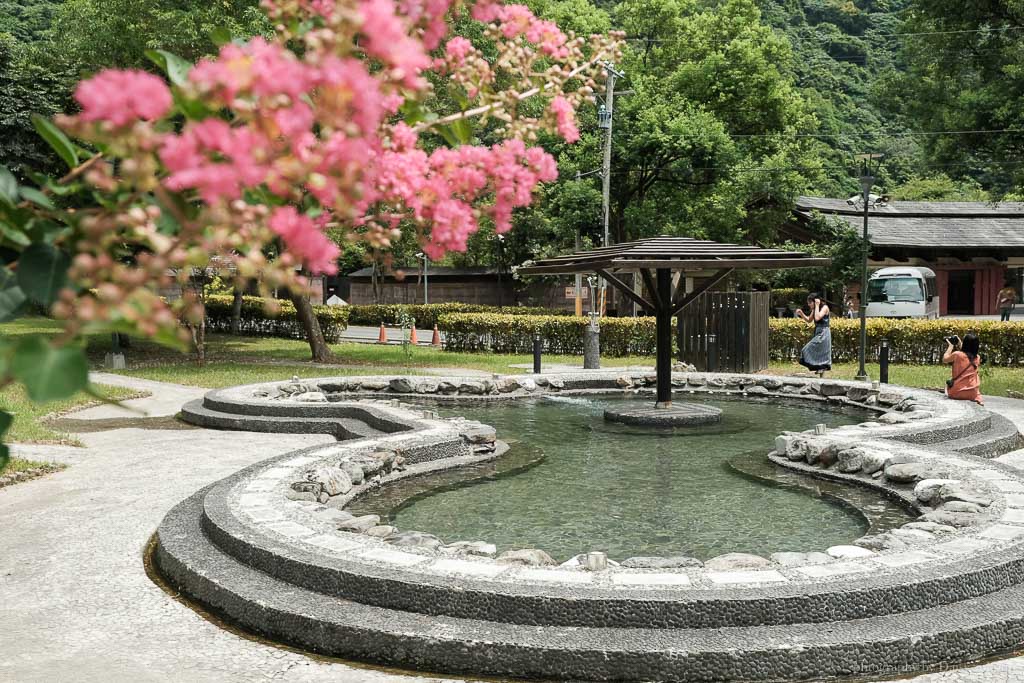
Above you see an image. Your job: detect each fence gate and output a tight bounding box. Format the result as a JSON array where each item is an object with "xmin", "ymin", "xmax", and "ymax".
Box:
[{"xmin": 676, "ymin": 291, "xmax": 769, "ymax": 373}]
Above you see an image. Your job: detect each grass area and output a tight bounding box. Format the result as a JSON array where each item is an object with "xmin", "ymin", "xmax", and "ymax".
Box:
[
  {"xmin": 0, "ymin": 383, "xmax": 142, "ymax": 445},
  {"xmin": 3, "ymin": 316, "xmax": 1023, "ymax": 396},
  {"xmin": 767, "ymin": 361, "xmax": 1024, "ymax": 398},
  {"xmin": 0, "ymin": 456, "xmax": 65, "ymax": 486}
]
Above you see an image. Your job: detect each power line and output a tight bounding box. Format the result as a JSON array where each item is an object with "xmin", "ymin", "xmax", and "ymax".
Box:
[
  {"xmin": 727, "ymin": 129, "xmax": 1024, "ymax": 140},
  {"xmin": 623, "ymin": 25, "xmax": 1024, "ymax": 44}
]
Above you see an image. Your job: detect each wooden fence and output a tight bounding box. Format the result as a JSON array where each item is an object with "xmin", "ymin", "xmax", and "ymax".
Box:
[{"xmin": 677, "ymin": 291, "xmax": 770, "ymax": 373}]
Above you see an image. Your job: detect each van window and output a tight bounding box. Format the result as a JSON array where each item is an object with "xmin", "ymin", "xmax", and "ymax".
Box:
[{"xmin": 868, "ymin": 277, "xmax": 925, "ymax": 302}]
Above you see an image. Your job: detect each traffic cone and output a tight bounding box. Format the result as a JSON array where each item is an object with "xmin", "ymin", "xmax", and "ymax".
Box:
[
  {"xmin": 377, "ymin": 322, "xmax": 387, "ymax": 344},
  {"xmin": 409, "ymin": 324, "xmax": 419, "ymax": 345},
  {"xmin": 431, "ymin": 325, "xmax": 442, "ymax": 348}
]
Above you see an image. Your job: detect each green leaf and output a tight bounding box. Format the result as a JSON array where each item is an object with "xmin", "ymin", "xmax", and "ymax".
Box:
[
  {"xmin": 11, "ymin": 337, "xmax": 89, "ymax": 403},
  {"xmin": 210, "ymin": 26, "xmax": 233, "ymax": 47},
  {"xmin": 0, "ymin": 268, "xmax": 27, "ymax": 322},
  {"xmin": 31, "ymin": 115, "xmax": 79, "ymax": 170},
  {"xmin": 145, "ymin": 49, "xmax": 192, "ymax": 87},
  {"xmin": 0, "ymin": 220, "xmax": 30, "ymax": 248},
  {"xmin": 0, "ymin": 166, "xmax": 17, "ymax": 206},
  {"xmin": 18, "ymin": 187, "xmax": 55, "ymax": 210},
  {"xmin": 0, "ymin": 411, "xmax": 11, "ymax": 471},
  {"xmin": 450, "ymin": 118, "xmax": 474, "ymax": 145},
  {"xmin": 16, "ymin": 243, "xmax": 70, "ymax": 306}
]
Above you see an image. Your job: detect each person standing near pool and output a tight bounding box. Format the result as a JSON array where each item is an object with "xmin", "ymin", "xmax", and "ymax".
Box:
[
  {"xmin": 796, "ymin": 293, "xmax": 831, "ymax": 377},
  {"xmin": 996, "ymin": 281, "xmax": 1017, "ymax": 322}
]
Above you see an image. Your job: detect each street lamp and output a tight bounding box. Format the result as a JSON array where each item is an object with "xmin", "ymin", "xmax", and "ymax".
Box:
[
  {"xmin": 415, "ymin": 252, "xmax": 428, "ymax": 305},
  {"xmin": 494, "ymin": 234, "xmax": 505, "ymax": 307},
  {"xmin": 850, "ymin": 153, "xmax": 885, "ymax": 382}
]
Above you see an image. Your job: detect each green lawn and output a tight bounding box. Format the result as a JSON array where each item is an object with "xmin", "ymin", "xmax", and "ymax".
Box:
[
  {"xmin": 768, "ymin": 361, "xmax": 1024, "ymax": 398},
  {"xmin": 0, "ymin": 383, "xmax": 144, "ymax": 445},
  {"xmin": 3, "ymin": 316, "xmax": 1022, "ymax": 396}
]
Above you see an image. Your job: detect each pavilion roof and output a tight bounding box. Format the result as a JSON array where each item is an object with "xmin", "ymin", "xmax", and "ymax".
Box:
[{"xmin": 516, "ymin": 236, "xmax": 830, "ymax": 275}]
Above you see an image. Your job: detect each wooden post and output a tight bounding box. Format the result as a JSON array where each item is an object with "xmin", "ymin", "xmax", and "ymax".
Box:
[{"xmin": 656, "ymin": 268, "xmax": 673, "ymax": 408}]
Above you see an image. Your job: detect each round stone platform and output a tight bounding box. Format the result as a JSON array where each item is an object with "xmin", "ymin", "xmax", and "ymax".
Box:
[{"xmin": 603, "ymin": 402, "xmax": 722, "ymax": 427}]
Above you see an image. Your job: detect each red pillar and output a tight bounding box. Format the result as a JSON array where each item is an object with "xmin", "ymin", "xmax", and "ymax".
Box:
[{"xmin": 973, "ymin": 269, "xmax": 983, "ymax": 315}]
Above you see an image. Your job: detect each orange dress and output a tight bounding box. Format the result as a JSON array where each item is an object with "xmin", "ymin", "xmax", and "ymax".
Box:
[{"xmin": 947, "ymin": 351, "xmax": 982, "ymax": 404}]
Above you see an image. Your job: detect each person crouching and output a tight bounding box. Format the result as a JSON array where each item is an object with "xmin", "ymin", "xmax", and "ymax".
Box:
[{"xmin": 943, "ymin": 332, "xmax": 983, "ymax": 405}]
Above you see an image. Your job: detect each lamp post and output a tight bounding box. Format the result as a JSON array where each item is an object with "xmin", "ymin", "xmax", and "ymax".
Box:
[
  {"xmin": 416, "ymin": 252, "xmax": 428, "ymax": 305},
  {"xmin": 494, "ymin": 233, "xmax": 505, "ymax": 307},
  {"xmin": 853, "ymin": 153, "xmax": 884, "ymax": 382}
]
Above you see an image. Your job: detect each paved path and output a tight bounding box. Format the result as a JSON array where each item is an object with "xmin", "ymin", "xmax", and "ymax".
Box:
[{"xmin": 3, "ymin": 374, "xmax": 1024, "ymax": 682}]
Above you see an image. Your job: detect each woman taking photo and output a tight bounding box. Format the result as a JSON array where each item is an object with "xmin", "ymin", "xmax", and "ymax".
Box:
[
  {"xmin": 796, "ymin": 293, "xmax": 831, "ymax": 377},
  {"xmin": 943, "ymin": 332, "xmax": 983, "ymax": 405}
]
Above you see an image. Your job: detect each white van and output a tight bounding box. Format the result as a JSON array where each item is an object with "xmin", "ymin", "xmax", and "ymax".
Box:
[{"xmin": 865, "ymin": 267, "xmax": 940, "ymax": 319}]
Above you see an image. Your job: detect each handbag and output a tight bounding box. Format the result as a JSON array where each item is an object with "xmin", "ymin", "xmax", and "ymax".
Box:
[{"xmin": 946, "ymin": 359, "xmax": 978, "ymax": 390}]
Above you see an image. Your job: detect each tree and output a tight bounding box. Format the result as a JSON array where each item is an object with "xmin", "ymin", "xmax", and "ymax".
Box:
[
  {"xmin": 576, "ymin": 0, "xmax": 821, "ymax": 246},
  {"xmin": 881, "ymin": 0, "xmax": 1024, "ymax": 195},
  {"xmin": 0, "ymin": 0, "xmax": 621, "ymax": 465}
]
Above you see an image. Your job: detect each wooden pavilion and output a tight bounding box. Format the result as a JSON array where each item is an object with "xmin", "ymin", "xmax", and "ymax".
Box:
[{"xmin": 517, "ymin": 236, "xmax": 829, "ymax": 408}]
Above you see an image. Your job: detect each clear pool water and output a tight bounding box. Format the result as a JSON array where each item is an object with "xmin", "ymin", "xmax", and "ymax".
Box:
[{"xmin": 373, "ymin": 394, "xmax": 894, "ymax": 561}]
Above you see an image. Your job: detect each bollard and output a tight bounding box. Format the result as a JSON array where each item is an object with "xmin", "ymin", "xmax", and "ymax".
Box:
[
  {"xmin": 583, "ymin": 316, "xmax": 600, "ymax": 370},
  {"xmin": 584, "ymin": 551, "xmax": 608, "ymax": 572},
  {"xmin": 533, "ymin": 333, "xmax": 542, "ymax": 374},
  {"xmin": 814, "ymin": 424, "xmax": 827, "ymax": 436},
  {"xmin": 879, "ymin": 338, "xmax": 890, "ymax": 385}
]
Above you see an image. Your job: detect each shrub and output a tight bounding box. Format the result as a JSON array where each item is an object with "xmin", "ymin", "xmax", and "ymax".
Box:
[
  {"xmin": 348, "ymin": 303, "xmax": 571, "ymax": 329},
  {"xmin": 770, "ymin": 288, "xmax": 805, "ymax": 311},
  {"xmin": 770, "ymin": 318, "xmax": 1024, "ymax": 366},
  {"xmin": 204, "ymin": 295, "xmax": 349, "ymax": 342},
  {"xmin": 441, "ymin": 312, "xmax": 1024, "ymax": 366},
  {"xmin": 439, "ymin": 312, "xmax": 668, "ymax": 356}
]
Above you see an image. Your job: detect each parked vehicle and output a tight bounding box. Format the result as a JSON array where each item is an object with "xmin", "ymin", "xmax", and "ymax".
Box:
[{"xmin": 865, "ymin": 267, "xmax": 940, "ymax": 319}]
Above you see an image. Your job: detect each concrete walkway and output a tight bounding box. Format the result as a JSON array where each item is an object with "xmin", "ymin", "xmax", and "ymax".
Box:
[{"xmin": 3, "ymin": 374, "xmax": 1024, "ymax": 682}]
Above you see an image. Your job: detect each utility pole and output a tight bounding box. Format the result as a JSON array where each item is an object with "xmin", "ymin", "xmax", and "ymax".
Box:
[
  {"xmin": 854, "ymin": 153, "xmax": 884, "ymax": 383},
  {"xmin": 575, "ymin": 171, "xmax": 583, "ymax": 316},
  {"xmin": 598, "ymin": 62, "xmax": 625, "ymax": 316}
]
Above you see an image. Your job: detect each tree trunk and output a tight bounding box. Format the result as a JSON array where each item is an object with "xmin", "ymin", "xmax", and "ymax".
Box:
[
  {"xmin": 230, "ymin": 285, "xmax": 244, "ymax": 335},
  {"xmin": 291, "ymin": 291, "xmax": 331, "ymax": 362},
  {"xmin": 190, "ymin": 286, "xmax": 206, "ymax": 367}
]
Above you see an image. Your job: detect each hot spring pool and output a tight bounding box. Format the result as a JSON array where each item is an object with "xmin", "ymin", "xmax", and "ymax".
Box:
[{"xmin": 354, "ymin": 394, "xmax": 909, "ymax": 561}]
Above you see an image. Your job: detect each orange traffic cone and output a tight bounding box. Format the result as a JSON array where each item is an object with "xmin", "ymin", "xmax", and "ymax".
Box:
[
  {"xmin": 409, "ymin": 324, "xmax": 419, "ymax": 345},
  {"xmin": 377, "ymin": 322, "xmax": 387, "ymax": 344},
  {"xmin": 431, "ymin": 324, "xmax": 442, "ymax": 348}
]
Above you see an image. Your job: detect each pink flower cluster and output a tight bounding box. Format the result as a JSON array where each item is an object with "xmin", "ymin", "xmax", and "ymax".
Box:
[
  {"xmin": 372, "ymin": 139, "xmax": 558, "ymax": 258},
  {"xmin": 160, "ymin": 120, "xmax": 270, "ymax": 204},
  {"xmin": 74, "ymin": 70, "xmax": 173, "ymax": 127},
  {"xmin": 269, "ymin": 207, "xmax": 340, "ymax": 275},
  {"xmin": 549, "ymin": 96, "xmax": 580, "ymax": 143},
  {"xmin": 474, "ymin": 3, "xmax": 569, "ymax": 57}
]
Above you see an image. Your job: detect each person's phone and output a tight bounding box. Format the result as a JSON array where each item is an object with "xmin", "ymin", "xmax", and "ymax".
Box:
[{"xmin": 946, "ymin": 335, "xmax": 961, "ymax": 347}]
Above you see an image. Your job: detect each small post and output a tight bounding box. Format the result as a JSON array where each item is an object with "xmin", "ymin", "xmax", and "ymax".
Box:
[
  {"xmin": 879, "ymin": 337, "xmax": 890, "ymax": 384},
  {"xmin": 583, "ymin": 313, "xmax": 601, "ymax": 370},
  {"xmin": 104, "ymin": 332, "xmax": 126, "ymax": 369},
  {"xmin": 584, "ymin": 551, "xmax": 608, "ymax": 572},
  {"xmin": 533, "ymin": 333, "xmax": 542, "ymax": 374}
]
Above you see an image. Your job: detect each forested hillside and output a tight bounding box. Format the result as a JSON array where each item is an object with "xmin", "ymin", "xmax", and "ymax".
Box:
[{"xmin": 1, "ymin": 0, "xmax": 1021, "ymax": 269}]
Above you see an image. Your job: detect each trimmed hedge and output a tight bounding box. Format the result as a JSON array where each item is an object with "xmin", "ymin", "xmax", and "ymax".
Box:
[
  {"xmin": 205, "ymin": 295, "xmax": 349, "ymax": 342},
  {"xmin": 439, "ymin": 312, "xmax": 666, "ymax": 356},
  {"xmin": 440, "ymin": 312, "xmax": 1024, "ymax": 366},
  {"xmin": 347, "ymin": 303, "xmax": 570, "ymax": 329},
  {"xmin": 771, "ymin": 318, "xmax": 1024, "ymax": 367}
]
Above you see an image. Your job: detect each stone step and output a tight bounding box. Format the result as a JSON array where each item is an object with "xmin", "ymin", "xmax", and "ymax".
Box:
[
  {"xmin": 156, "ymin": 489, "xmax": 1024, "ymax": 683},
  {"xmin": 939, "ymin": 414, "xmax": 1023, "ymax": 458},
  {"xmin": 180, "ymin": 400, "xmax": 386, "ymax": 440}
]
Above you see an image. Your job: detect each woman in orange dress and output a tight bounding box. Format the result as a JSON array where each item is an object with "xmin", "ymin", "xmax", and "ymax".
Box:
[{"xmin": 942, "ymin": 333, "xmax": 983, "ymax": 405}]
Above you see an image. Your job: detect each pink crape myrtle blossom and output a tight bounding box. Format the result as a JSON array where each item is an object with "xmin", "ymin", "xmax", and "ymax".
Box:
[
  {"xmin": 41, "ymin": 0, "xmax": 622, "ymax": 348},
  {"xmin": 358, "ymin": 0, "xmax": 431, "ymax": 86},
  {"xmin": 269, "ymin": 207, "xmax": 341, "ymax": 275},
  {"xmin": 549, "ymin": 96, "xmax": 580, "ymax": 143},
  {"xmin": 160, "ymin": 120, "xmax": 271, "ymax": 203},
  {"xmin": 74, "ymin": 70, "xmax": 173, "ymax": 127}
]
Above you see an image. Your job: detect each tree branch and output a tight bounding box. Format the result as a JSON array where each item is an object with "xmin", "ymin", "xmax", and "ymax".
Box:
[{"xmin": 412, "ymin": 52, "xmax": 608, "ymax": 134}]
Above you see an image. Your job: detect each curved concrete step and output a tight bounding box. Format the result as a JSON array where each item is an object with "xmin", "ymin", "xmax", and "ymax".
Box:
[
  {"xmin": 156, "ymin": 489, "xmax": 1024, "ymax": 683},
  {"xmin": 940, "ymin": 414, "xmax": 1024, "ymax": 458},
  {"xmin": 181, "ymin": 400, "xmax": 387, "ymax": 440}
]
